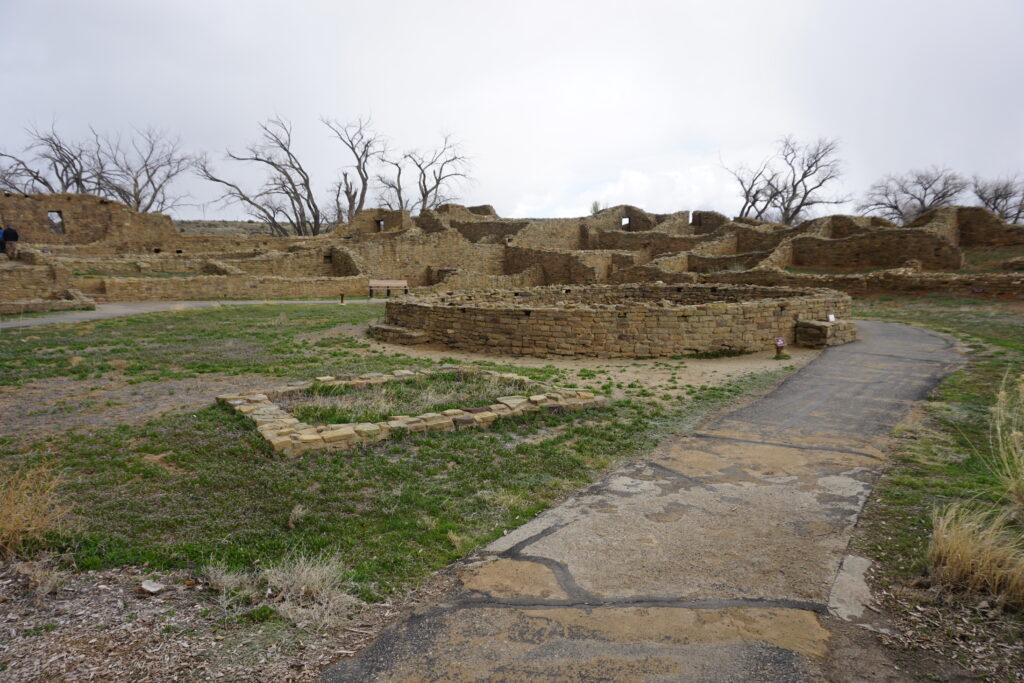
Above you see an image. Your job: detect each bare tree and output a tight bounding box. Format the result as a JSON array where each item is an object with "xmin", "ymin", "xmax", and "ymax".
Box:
[
  {"xmin": 857, "ymin": 167, "xmax": 968, "ymax": 224},
  {"xmin": 322, "ymin": 117, "xmax": 381, "ymax": 221},
  {"xmin": 195, "ymin": 117, "xmax": 327, "ymax": 237},
  {"xmin": 375, "ymin": 149, "xmax": 413, "ymax": 211},
  {"xmin": 0, "ymin": 123, "xmax": 101, "ymax": 194},
  {"xmin": 973, "ymin": 176, "xmax": 1024, "ymax": 223},
  {"xmin": 726, "ymin": 158, "xmax": 778, "ymax": 221},
  {"xmin": 407, "ymin": 135, "xmax": 470, "ymax": 211},
  {"xmin": 93, "ymin": 127, "xmax": 192, "ymax": 212},
  {"xmin": 726, "ymin": 136, "xmax": 848, "ymax": 225}
]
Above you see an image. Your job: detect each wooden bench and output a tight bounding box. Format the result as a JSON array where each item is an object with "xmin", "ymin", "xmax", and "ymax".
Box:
[{"xmin": 368, "ymin": 279, "xmax": 410, "ymax": 297}]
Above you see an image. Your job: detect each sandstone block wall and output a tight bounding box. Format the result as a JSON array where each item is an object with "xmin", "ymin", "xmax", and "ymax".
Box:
[
  {"xmin": 789, "ymin": 230, "xmax": 963, "ymax": 270},
  {"xmin": 343, "ymin": 231, "xmax": 505, "ymax": 286},
  {"xmin": 0, "ymin": 193, "xmax": 177, "ymax": 245},
  {"xmin": 99, "ymin": 275, "xmax": 368, "ymax": 302},
  {"xmin": 0, "ymin": 263, "xmax": 70, "ymax": 300},
  {"xmin": 376, "ymin": 283, "xmax": 851, "ymax": 358}
]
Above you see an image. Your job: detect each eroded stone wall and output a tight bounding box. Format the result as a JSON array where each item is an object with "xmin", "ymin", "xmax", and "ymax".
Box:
[
  {"xmin": 374, "ymin": 283, "xmax": 851, "ymax": 357},
  {"xmin": 99, "ymin": 274, "xmax": 368, "ymax": 302}
]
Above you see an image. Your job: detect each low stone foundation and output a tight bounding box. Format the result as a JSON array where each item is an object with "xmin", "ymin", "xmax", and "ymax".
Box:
[
  {"xmin": 370, "ymin": 283, "xmax": 853, "ymax": 358},
  {"xmin": 218, "ymin": 367, "xmax": 607, "ymax": 457}
]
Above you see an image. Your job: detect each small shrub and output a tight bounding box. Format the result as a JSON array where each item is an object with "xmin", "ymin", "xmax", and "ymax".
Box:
[
  {"xmin": 930, "ymin": 504, "xmax": 1024, "ymax": 608},
  {"xmin": 0, "ymin": 463, "xmax": 67, "ymax": 559}
]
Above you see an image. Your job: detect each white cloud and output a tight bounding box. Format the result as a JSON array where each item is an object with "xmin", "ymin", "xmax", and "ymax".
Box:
[{"xmin": 1, "ymin": 0, "xmax": 1021, "ymax": 220}]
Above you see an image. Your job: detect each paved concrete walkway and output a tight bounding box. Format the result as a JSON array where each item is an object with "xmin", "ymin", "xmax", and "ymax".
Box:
[
  {"xmin": 0, "ymin": 299, "xmax": 380, "ymax": 330},
  {"xmin": 324, "ymin": 321, "xmax": 959, "ymax": 681}
]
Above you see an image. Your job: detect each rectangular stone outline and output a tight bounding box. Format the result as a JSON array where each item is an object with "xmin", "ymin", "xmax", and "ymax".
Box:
[{"xmin": 217, "ymin": 367, "xmax": 607, "ymax": 457}]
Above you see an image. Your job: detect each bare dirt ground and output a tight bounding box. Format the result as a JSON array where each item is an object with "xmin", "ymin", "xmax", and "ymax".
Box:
[
  {"xmin": 357, "ymin": 326, "xmax": 821, "ymax": 402},
  {"xmin": 0, "ymin": 559, "xmax": 463, "ymax": 682},
  {"xmin": 0, "ymin": 374, "xmax": 294, "ymax": 448}
]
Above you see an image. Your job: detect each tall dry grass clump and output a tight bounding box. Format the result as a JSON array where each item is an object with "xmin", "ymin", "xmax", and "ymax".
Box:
[
  {"xmin": 204, "ymin": 554, "xmax": 361, "ymax": 630},
  {"xmin": 930, "ymin": 504, "xmax": 1024, "ymax": 608},
  {"xmin": 988, "ymin": 372, "xmax": 1024, "ymax": 518},
  {"xmin": 0, "ymin": 463, "xmax": 67, "ymax": 560}
]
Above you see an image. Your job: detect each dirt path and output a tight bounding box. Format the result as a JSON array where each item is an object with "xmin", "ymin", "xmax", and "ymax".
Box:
[
  {"xmin": 0, "ymin": 299, "xmax": 376, "ymax": 330},
  {"xmin": 324, "ymin": 321, "xmax": 961, "ymax": 682}
]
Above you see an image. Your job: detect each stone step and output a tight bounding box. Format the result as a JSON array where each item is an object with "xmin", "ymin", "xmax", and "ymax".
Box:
[{"xmin": 368, "ymin": 323, "xmax": 430, "ymax": 345}]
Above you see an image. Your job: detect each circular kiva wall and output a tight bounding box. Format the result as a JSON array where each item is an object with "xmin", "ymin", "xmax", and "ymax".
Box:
[{"xmin": 372, "ymin": 283, "xmax": 852, "ymax": 358}]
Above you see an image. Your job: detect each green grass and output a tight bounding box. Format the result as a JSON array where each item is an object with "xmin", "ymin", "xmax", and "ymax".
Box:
[
  {"xmin": 957, "ymin": 245, "xmax": 1024, "ymax": 273},
  {"xmin": 0, "ymin": 303, "xmax": 409, "ymax": 386},
  {"xmin": 10, "ymin": 369, "xmax": 789, "ymax": 601},
  {"xmin": 851, "ymin": 296, "xmax": 1024, "ymax": 583},
  {"xmin": 288, "ymin": 371, "xmax": 537, "ymax": 425}
]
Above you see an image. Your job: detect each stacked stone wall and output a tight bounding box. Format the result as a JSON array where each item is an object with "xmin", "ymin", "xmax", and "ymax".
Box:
[
  {"xmin": 344, "ymin": 231, "xmax": 505, "ymax": 286},
  {"xmin": 1, "ymin": 193, "xmax": 177, "ymax": 245},
  {"xmin": 377, "ymin": 284, "xmax": 850, "ymax": 357},
  {"xmin": 789, "ymin": 230, "xmax": 962, "ymax": 270},
  {"xmin": 99, "ymin": 275, "xmax": 368, "ymax": 302},
  {"xmin": 0, "ymin": 263, "xmax": 69, "ymax": 300},
  {"xmin": 451, "ymin": 220, "xmax": 530, "ymax": 243}
]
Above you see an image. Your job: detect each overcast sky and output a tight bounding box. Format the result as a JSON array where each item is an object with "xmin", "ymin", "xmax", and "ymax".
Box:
[{"xmin": 2, "ymin": 0, "xmax": 1022, "ymax": 220}]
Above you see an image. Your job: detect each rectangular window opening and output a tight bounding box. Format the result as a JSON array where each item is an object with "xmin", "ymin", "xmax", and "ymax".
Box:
[{"xmin": 47, "ymin": 211, "xmax": 65, "ymax": 235}]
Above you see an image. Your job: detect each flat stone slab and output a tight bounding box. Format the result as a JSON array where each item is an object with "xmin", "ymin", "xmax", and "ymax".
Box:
[{"xmin": 324, "ymin": 322, "xmax": 959, "ymax": 681}]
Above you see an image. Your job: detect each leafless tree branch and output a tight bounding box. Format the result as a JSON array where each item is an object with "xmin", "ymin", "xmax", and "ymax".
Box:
[
  {"xmin": 407, "ymin": 135, "xmax": 470, "ymax": 212},
  {"xmin": 194, "ymin": 117, "xmax": 328, "ymax": 236},
  {"xmin": 857, "ymin": 166, "xmax": 968, "ymax": 224},
  {"xmin": 93, "ymin": 127, "xmax": 192, "ymax": 212},
  {"xmin": 726, "ymin": 136, "xmax": 848, "ymax": 225},
  {"xmin": 973, "ymin": 175, "xmax": 1024, "ymax": 224},
  {"xmin": 322, "ymin": 117, "xmax": 382, "ymax": 221}
]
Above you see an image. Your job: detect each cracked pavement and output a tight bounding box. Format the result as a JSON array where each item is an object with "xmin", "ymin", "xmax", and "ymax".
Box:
[{"xmin": 323, "ymin": 321, "xmax": 959, "ymax": 682}]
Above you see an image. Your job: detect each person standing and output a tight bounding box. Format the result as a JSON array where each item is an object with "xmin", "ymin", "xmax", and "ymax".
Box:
[{"xmin": 2, "ymin": 223, "xmax": 18, "ymax": 259}]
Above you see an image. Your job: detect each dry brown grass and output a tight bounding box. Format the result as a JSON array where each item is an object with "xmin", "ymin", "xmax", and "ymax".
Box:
[
  {"xmin": 989, "ymin": 372, "xmax": 1024, "ymax": 518},
  {"xmin": 929, "ymin": 504, "xmax": 1024, "ymax": 608},
  {"xmin": 0, "ymin": 463, "xmax": 67, "ymax": 560},
  {"xmin": 204, "ymin": 554, "xmax": 362, "ymax": 631}
]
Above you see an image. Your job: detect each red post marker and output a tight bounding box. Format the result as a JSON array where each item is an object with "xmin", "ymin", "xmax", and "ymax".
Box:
[{"xmin": 774, "ymin": 337, "xmax": 787, "ymax": 358}]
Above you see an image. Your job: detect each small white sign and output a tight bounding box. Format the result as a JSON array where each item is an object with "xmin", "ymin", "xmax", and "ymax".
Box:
[{"xmin": 828, "ymin": 314, "xmax": 836, "ymax": 322}]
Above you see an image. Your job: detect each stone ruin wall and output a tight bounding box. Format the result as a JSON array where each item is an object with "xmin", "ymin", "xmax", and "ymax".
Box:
[
  {"xmin": 99, "ymin": 274, "xmax": 367, "ymax": 302},
  {"xmin": 788, "ymin": 230, "xmax": 963, "ymax": 270},
  {"xmin": 0, "ymin": 192, "xmax": 177, "ymax": 246},
  {"xmin": 1, "ymin": 192, "xmax": 1022, "ymax": 312},
  {"xmin": 376, "ymin": 284, "xmax": 851, "ymax": 358}
]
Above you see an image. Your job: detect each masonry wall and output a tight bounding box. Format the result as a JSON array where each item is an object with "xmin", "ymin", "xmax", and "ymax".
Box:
[
  {"xmin": 99, "ymin": 275, "xmax": 368, "ymax": 301},
  {"xmin": 0, "ymin": 263, "xmax": 69, "ymax": 300},
  {"xmin": 380, "ymin": 284, "xmax": 850, "ymax": 358},
  {"xmin": 451, "ymin": 220, "xmax": 531, "ymax": 243},
  {"xmin": 343, "ymin": 231, "xmax": 505, "ymax": 286},
  {"xmin": 503, "ymin": 247, "xmax": 603, "ymax": 284},
  {"xmin": 1, "ymin": 193, "xmax": 178, "ymax": 245},
  {"xmin": 954, "ymin": 208, "xmax": 1024, "ymax": 247},
  {"xmin": 585, "ymin": 229, "xmax": 700, "ymax": 254},
  {"xmin": 789, "ymin": 230, "xmax": 963, "ymax": 270}
]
